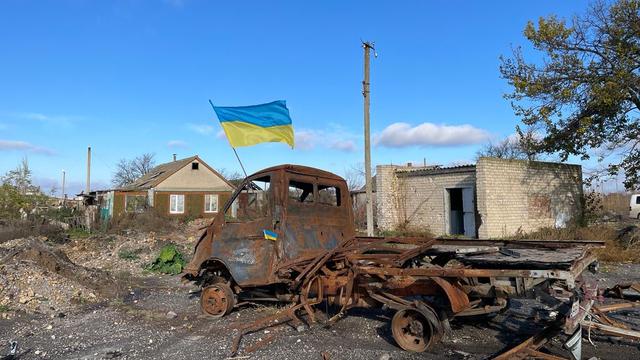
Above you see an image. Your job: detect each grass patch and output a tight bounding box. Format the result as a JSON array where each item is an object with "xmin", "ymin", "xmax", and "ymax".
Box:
[
  {"xmin": 118, "ymin": 249, "xmax": 140, "ymax": 261},
  {"xmin": 146, "ymin": 244, "xmax": 186, "ymax": 275},
  {"xmin": 0, "ymin": 305, "xmax": 10, "ymax": 312},
  {"xmin": 66, "ymin": 227, "xmax": 91, "ymax": 239}
]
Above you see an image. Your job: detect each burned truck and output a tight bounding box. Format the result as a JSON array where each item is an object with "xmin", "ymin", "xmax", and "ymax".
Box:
[{"xmin": 183, "ymin": 164, "xmax": 601, "ymax": 356}]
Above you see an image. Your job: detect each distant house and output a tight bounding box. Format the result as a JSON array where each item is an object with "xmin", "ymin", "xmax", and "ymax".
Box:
[{"xmin": 101, "ymin": 155, "xmax": 235, "ymax": 220}]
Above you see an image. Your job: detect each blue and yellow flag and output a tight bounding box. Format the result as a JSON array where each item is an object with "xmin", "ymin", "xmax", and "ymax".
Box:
[
  {"xmin": 263, "ymin": 229, "xmax": 278, "ymax": 241},
  {"xmin": 210, "ymin": 100, "xmax": 294, "ymax": 148}
]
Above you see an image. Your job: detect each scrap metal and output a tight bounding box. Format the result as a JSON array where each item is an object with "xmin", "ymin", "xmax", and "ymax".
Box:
[{"xmin": 182, "ymin": 164, "xmax": 606, "ymax": 357}]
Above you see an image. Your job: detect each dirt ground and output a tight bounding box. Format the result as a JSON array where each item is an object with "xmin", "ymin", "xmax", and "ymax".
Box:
[{"xmin": 1, "ymin": 225, "xmax": 640, "ymax": 359}]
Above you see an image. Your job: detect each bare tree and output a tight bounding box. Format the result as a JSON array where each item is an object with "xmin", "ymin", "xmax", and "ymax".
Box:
[
  {"xmin": 476, "ymin": 131, "xmax": 539, "ymax": 161},
  {"xmin": 216, "ymin": 168, "xmax": 244, "ymax": 182},
  {"xmin": 111, "ymin": 153, "xmax": 156, "ymax": 187},
  {"xmin": 344, "ymin": 163, "xmax": 365, "ymax": 191}
]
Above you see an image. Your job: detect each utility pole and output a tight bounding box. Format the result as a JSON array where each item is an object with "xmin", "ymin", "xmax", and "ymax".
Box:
[
  {"xmin": 362, "ymin": 41, "xmax": 376, "ymax": 237},
  {"xmin": 86, "ymin": 146, "xmax": 91, "ymax": 194},
  {"xmin": 61, "ymin": 169, "xmax": 66, "ymax": 206}
]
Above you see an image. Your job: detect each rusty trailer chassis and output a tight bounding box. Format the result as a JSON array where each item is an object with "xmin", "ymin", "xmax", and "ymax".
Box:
[
  {"xmin": 182, "ymin": 165, "xmax": 603, "ymax": 356},
  {"xmin": 205, "ymin": 236, "xmax": 601, "ymax": 356}
]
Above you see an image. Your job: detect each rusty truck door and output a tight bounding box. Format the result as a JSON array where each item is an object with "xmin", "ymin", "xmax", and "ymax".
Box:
[
  {"xmin": 281, "ymin": 174, "xmax": 349, "ymax": 260},
  {"xmin": 215, "ymin": 175, "xmax": 278, "ymax": 286}
]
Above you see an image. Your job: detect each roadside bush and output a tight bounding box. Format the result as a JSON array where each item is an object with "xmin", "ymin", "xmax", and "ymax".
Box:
[
  {"xmin": 107, "ymin": 209, "xmax": 179, "ymax": 234},
  {"xmin": 118, "ymin": 249, "xmax": 140, "ymax": 261},
  {"xmin": 146, "ymin": 244, "xmax": 186, "ymax": 275},
  {"xmin": 0, "ymin": 218, "xmax": 66, "ymax": 243}
]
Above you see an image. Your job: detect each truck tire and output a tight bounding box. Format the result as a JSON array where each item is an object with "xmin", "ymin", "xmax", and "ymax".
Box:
[{"xmin": 200, "ymin": 283, "xmax": 235, "ymax": 318}]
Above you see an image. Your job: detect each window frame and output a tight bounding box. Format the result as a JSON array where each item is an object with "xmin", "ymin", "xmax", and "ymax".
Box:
[
  {"xmin": 124, "ymin": 194, "xmax": 147, "ymax": 213},
  {"xmin": 287, "ymin": 179, "xmax": 316, "ymax": 206},
  {"xmin": 169, "ymin": 194, "xmax": 185, "ymax": 214},
  {"xmin": 317, "ymin": 184, "xmax": 341, "ymax": 207},
  {"xmin": 204, "ymin": 193, "xmax": 219, "ymax": 213}
]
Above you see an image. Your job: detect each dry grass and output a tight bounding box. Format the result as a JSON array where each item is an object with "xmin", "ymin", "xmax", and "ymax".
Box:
[
  {"xmin": 106, "ymin": 209, "xmax": 179, "ymax": 234},
  {"xmin": 511, "ymin": 225, "xmax": 640, "ymax": 263}
]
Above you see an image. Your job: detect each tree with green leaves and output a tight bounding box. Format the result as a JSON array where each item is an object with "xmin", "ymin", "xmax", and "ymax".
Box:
[
  {"xmin": 2, "ymin": 157, "xmax": 39, "ymax": 195},
  {"xmin": 500, "ymin": 0, "xmax": 640, "ymax": 188}
]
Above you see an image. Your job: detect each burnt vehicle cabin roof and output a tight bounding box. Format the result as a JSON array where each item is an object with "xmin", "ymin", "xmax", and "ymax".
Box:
[{"xmin": 250, "ymin": 164, "xmax": 346, "ymax": 182}]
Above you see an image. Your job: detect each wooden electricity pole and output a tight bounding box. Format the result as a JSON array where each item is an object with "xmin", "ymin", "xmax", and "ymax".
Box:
[
  {"xmin": 362, "ymin": 41, "xmax": 376, "ymax": 236},
  {"xmin": 61, "ymin": 169, "xmax": 66, "ymax": 206},
  {"xmin": 86, "ymin": 146, "xmax": 91, "ymax": 194}
]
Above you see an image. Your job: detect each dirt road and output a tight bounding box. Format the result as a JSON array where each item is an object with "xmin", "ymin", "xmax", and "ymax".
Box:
[{"xmin": 2, "ymin": 263, "xmax": 640, "ymax": 360}]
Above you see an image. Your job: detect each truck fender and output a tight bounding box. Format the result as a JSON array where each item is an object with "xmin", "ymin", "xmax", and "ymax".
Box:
[
  {"xmin": 431, "ymin": 277, "xmax": 470, "ymax": 313},
  {"xmin": 198, "ymin": 257, "xmax": 235, "ymax": 285}
]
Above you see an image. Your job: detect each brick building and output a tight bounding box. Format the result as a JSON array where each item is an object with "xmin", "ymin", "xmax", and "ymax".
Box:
[{"xmin": 375, "ymin": 157, "xmax": 583, "ymax": 238}]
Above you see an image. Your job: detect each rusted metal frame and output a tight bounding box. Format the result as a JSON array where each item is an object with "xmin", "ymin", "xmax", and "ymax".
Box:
[
  {"xmin": 563, "ymin": 282, "xmax": 597, "ymax": 334},
  {"xmin": 493, "ymin": 324, "xmax": 562, "ymax": 360},
  {"xmin": 391, "ymin": 239, "xmax": 437, "ymax": 267},
  {"xmin": 328, "ymin": 269, "xmax": 356, "ymax": 322},
  {"xmin": 433, "ymin": 237, "xmax": 606, "ymax": 249},
  {"xmin": 524, "ymin": 349, "xmax": 569, "ymax": 360},
  {"xmin": 604, "ymin": 282, "xmax": 640, "ymax": 299},
  {"xmin": 231, "ymin": 303, "xmax": 305, "ymax": 355},
  {"xmin": 356, "ymin": 261, "xmax": 593, "ymax": 285},
  {"xmin": 300, "ymin": 275, "xmax": 324, "ymax": 323}
]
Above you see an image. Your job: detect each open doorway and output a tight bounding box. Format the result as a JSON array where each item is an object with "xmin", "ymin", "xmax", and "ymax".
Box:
[{"xmin": 446, "ymin": 187, "xmax": 476, "ymax": 238}]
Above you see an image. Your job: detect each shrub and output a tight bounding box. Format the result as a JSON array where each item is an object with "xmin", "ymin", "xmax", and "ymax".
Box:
[
  {"xmin": 146, "ymin": 244, "xmax": 186, "ymax": 275},
  {"xmin": 118, "ymin": 249, "xmax": 140, "ymax": 261},
  {"xmin": 107, "ymin": 209, "xmax": 179, "ymax": 234}
]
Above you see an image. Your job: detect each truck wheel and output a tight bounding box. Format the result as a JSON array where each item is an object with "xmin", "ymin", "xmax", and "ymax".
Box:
[
  {"xmin": 391, "ymin": 305, "xmax": 442, "ymax": 352},
  {"xmin": 200, "ymin": 283, "xmax": 235, "ymax": 318}
]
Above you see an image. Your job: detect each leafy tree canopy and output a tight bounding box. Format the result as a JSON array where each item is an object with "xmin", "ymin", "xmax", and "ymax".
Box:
[{"xmin": 500, "ymin": 0, "xmax": 640, "ymax": 188}]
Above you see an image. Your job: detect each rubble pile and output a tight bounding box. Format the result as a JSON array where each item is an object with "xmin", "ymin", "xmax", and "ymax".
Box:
[
  {"xmin": 0, "ymin": 219, "xmax": 205, "ymax": 318},
  {"xmin": 0, "ymin": 237, "xmax": 109, "ymax": 317}
]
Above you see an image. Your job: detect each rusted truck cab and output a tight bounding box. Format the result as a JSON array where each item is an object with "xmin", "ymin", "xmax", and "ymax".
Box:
[{"xmin": 184, "ymin": 164, "xmax": 353, "ymax": 315}]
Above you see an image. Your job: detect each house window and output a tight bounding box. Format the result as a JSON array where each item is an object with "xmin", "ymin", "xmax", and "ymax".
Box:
[
  {"xmin": 125, "ymin": 195, "xmax": 147, "ymax": 213},
  {"xmin": 170, "ymin": 194, "xmax": 185, "ymax": 214},
  {"xmin": 204, "ymin": 194, "xmax": 218, "ymax": 213},
  {"xmin": 192, "ymin": 162, "xmax": 199, "ymax": 170}
]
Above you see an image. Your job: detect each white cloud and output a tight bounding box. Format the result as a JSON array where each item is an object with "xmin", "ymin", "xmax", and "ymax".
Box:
[
  {"xmin": 374, "ymin": 122, "xmax": 490, "ymax": 148},
  {"xmin": 295, "ymin": 130, "xmax": 317, "ymax": 150},
  {"xmin": 329, "ymin": 140, "xmax": 356, "ymax": 152},
  {"xmin": 14, "ymin": 112, "xmax": 79, "ymax": 126},
  {"xmin": 0, "ymin": 140, "xmax": 55, "ymax": 155},
  {"xmin": 216, "ymin": 130, "xmax": 227, "ymax": 139},
  {"xmin": 167, "ymin": 140, "xmax": 188, "ymax": 149},
  {"xmin": 187, "ymin": 123, "xmax": 215, "ymax": 135},
  {"xmin": 294, "ymin": 128, "xmax": 359, "ymax": 152}
]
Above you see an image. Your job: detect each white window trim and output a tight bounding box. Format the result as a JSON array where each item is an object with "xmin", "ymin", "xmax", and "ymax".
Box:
[
  {"xmin": 204, "ymin": 194, "xmax": 219, "ymax": 213},
  {"xmin": 170, "ymin": 194, "xmax": 185, "ymax": 214}
]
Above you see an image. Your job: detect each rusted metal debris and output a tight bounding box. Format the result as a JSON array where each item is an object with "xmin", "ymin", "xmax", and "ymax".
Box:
[
  {"xmin": 181, "ymin": 164, "xmax": 605, "ymax": 356},
  {"xmin": 603, "ymin": 282, "xmax": 640, "ymax": 300},
  {"xmin": 493, "ymin": 324, "xmax": 566, "ymax": 360}
]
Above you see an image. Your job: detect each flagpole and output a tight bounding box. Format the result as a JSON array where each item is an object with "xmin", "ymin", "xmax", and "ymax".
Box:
[{"xmin": 232, "ymin": 147, "xmax": 248, "ymax": 179}]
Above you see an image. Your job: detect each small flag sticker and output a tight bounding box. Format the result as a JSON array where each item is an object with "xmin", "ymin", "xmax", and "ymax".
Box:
[{"xmin": 263, "ymin": 229, "xmax": 278, "ymax": 241}]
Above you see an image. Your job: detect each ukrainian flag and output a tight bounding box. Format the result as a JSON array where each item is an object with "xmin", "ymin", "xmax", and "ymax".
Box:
[
  {"xmin": 210, "ymin": 100, "xmax": 294, "ymax": 148},
  {"xmin": 263, "ymin": 229, "xmax": 278, "ymax": 241}
]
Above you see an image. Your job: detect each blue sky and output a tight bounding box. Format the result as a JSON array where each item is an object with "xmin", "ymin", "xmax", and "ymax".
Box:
[{"xmin": 0, "ymin": 0, "xmax": 596, "ymax": 195}]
